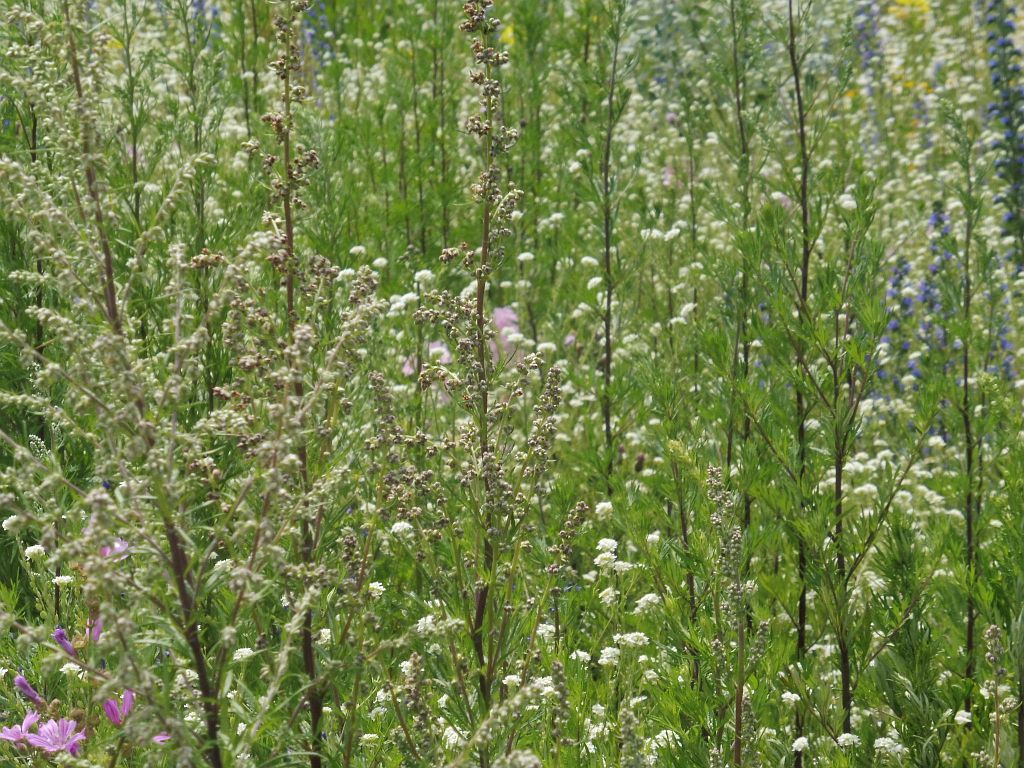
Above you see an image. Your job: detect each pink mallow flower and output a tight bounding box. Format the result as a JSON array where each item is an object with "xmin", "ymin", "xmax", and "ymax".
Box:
[
  {"xmin": 103, "ymin": 689, "xmax": 134, "ymax": 726},
  {"xmin": 402, "ymin": 341, "xmax": 452, "ymax": 376},
  {"xmin": 493, "ymin": 306, "xmax": 520, "ymax": 357},
  {"xmin": 100, "ymin": 538, "xmax": 131, "ymax": 560},
  {"xmin": 0, "ymin": 711, "xmax": 40, "ymax": 744},
  {"xmin": 25, "ymin": 718, "xmax": 86, "ymax": 756}
]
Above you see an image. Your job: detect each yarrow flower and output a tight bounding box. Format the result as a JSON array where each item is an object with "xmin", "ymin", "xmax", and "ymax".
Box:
[
  {"xmin": 874, "ymin": 736, "xmax": 906, "ymax": 756},
  {"xmin": 837, "ymin": 733, "xmax": 861, "ymax": 748},
  {"xmin": 792, "ymin": 736, "xmax": 810, "ymax": 752}
]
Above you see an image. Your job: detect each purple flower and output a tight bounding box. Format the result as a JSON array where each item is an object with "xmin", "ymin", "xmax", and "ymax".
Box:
[
  {"xmin": 493, "ymin": 306, "xmax": 520, "ymax": 357},
  {"xmin": 100, "ymin": 538, "xmax": 131, "ymax": 560},
  {"xmin": 87, "ymin": 614, "xmax": 103, "ymax": 644},
  {"xmin": 152, "ymin": 732, "xmax": 171, "ymax": 745},
  {"xmin": 493, "ymin": 306, "xmax": 518, "ymax": 334},
  {"xmin": 402, "ymin": 341, "xmax": 453, "ymax": 376},
  {"xmin": 0, "ymin": 711, "xmax": 40, "ymax": 743},
  {"xmin": 25, "ymin": 718, "xmax": 86, "ymax": 755},
  {"xmin": 13, "ymin": 675, "xmax": 45, "ymax": 708},
  {"xmin": 52, "ymin": 627, "xmax": 76, "ymax": 658},
  {"xmin": 103, "ymin": 689, "xmax": 134, "ymax": 726}
]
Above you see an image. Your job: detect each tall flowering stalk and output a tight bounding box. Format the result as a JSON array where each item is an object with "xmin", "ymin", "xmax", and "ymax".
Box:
[
  {"xmin": 455, "ymin": 0, "xmax": 521, "ymax": 716},
  {"xmin": 986, "ymin": 0, "xmax": 1024, "ymax": 264},
  {"xmin": 261, "ymin": 1, "xmax": 323, "ymax": 763}
]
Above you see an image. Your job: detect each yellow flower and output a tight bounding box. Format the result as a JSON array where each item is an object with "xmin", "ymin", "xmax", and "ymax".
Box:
[
  {"xmin": 499, "ymin": 22, "xmax": 515, "ymax": 47},
  {"xmin": 894, "ymin": 0, "xmax": 930, "ymax": 11}
]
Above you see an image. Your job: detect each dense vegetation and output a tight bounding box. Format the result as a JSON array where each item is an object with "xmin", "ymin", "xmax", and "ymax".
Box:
[{"xmin": 1, "ymin": 0, "xmax": 1023, "ymax": 766}]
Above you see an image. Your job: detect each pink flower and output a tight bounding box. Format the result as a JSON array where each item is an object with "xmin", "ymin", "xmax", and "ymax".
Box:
[
  {"xmin": 152, "ymin": 732, "xmax": 171, "ymax": 745},
  {"xmin": 0, "ymin": 711, "xmax": 40, "ymax": 743},
  {"xmin": 100, "ymin": 539, "xmax": 131, "ymax": 560},
  {"xmin": 52, "ymin": 627, "xmax": 76, "ymax": 657},
  {"xmin": 13, "ymin": 675, "xmax": 45, "ymax": 708},
  {"xmin": 493, "ymin": 306, "xmax": 519, "ymax": 335},
  {"xmin": 403, "ymin": 341, "xmax": 452, "ymax": 376},
  {"xmin": 25, "ymin": 718, "xmax": 86, "ymax": 755},
  {"xmin": 103, "ymin": 689, "xmax": 134, "ymax": 726},
  {"xmin": 87, "ymin": 614, "xmax": 103, "ymax": 643},
  {"xmin": 493, "ymin": 306, "xmax": 520, "ymax": 357}
]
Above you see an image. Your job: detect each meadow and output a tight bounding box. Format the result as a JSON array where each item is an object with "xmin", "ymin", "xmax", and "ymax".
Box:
[{"xmin": 0, "ymin": 0, "xmax": 1022, "ymax": 765}]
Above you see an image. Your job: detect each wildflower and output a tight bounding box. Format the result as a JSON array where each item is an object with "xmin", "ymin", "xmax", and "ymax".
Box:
[
  {"xmin": 494, "ymin": 306, "xmax": 520, "ymax": 354},
  {"xmin": 0, "ymin": 711, "xmax": 40, "ymax": 743},
  {"xmin": 594, "ymin": 501, "xmax": 613, "ymax": 520},
  {"xmin": 51, "ymin": 575, "xmax": 73, "ymax": 586},
  {"xmin": 103, "ymin": 690, "xmax": 134, "ymax": 726},
  {"xmin": 87, "ymin": 615, "xmax": 103, "ymax": 643},
  {"xmin": 100, "ymin": 539, "xmax": 131, "ymax": 560},
  {"xmin": 614, "ymin": 632, "xmax": 649, "ymax": 647},
  {"xmin": 596, "ymin": 538, "xmax": 618, "ymax": 553},
  {"xmin": 781, "ymin": 691, "xmax": 800, "ymax": 704},
  {"xmin": 390, "ymin": 521, "xmax": 414, "ymax": 538},
  {"xmin": 874, "ymin": 736, "xmax": 906, "ymax": 755},
  {"xmin": 2, "ymin": 515, "xmax": 19, "ymax": 532},
  {"xmin": 594, "ymin": 551, "xmax": 616, "ymax": 570},
  {"xmin": 367, "ymin": 581, "xmax": 385, "ymax": 598},
  {"xmin": 60, "ymin": 662, "xmax": 84, "ymax": 678},
  {"xmin": 633, "ymin": 593, "xmax": 660, "ymax": 615},
  {"xmin": 13, "ymin": 675, "xmax": 45, "ymax": 708},
  {"xmin": 954, "ymin": 710, "xmax": 972, "ymax": 726},
  {"xmin": 152, "ymin": 732, "xmax": 171, "ymax": 745},
  {"xmin": 232, "ymin": 648, "xmax": 256, "ymax": 662},
  {"xmin": 25, "ymin": 718, "xmax": 86, "ymax": 755},
  {"xmin": 597, "ymin": 647, "xmax": 620, "ymax": 667},
  {"xmin": 569, "ymin": 650, "xmax": 591, "ymax": 664},
  {"xmin": 838, "ymin": 733, "xmax": 861, "ymax": 747},
  {"xmin": 24, "ymin": 545, "xmax": 45, "ymax": 560},
  {"xmin": 792, "ymin": 736, "xmax": 810, "ymax": 752},
  {"xmin": 442, "ymin": 725, "xmax": 465, "ymax": 749},
  {"xmin": 52, "ymin": 627, "xmax": 76, "ymax": 658}
]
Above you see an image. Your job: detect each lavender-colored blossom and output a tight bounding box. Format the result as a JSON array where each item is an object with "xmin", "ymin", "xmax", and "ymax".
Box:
[
  {"xmin": 103, "ymin": 689, "xmax": 135, "ymax": 726},
  {"xmin": 402, "ymin": 341, "xmax": 453, "ymax": 376},
  {"xmin": 493, "ymin": 306, "xmax": 520, "ymax": 356},
  {"xmin": 13, "ymin": 675, "xmax": 44, "ymax": 708},
  {"xmin": 0, "ymin": 711, "xmax": 40, "ymax": 743},
  {"xmin": 25, "ymin": 718, "xmax": 86, "ymax": 755},
  {"xmin": 87, "ymin": 613, "xmax": 103, "ymax": 643},
  {"xmin": 52, "ymin": 627, "xmax": 76, "ymax": 657},
  {"xmin": 100, "ymin": 538, "xmax": 131, "ymax": 560}
]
